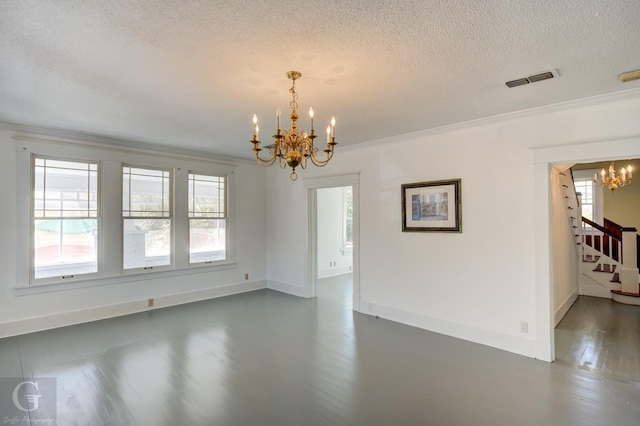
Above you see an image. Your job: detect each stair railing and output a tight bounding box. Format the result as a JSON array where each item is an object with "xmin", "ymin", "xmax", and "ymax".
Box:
[
  {"xmin": 581, "ymin": 217, "xmax": 622, "ymax": 266},
  {"xmin": 604, "ymin": 218, "xmax": 640, "ymax": 268}
]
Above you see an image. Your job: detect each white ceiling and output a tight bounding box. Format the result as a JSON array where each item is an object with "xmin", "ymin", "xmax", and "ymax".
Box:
[{"xmin": 1, "ymin": 0, "xmax": 639, "ymax": 160}]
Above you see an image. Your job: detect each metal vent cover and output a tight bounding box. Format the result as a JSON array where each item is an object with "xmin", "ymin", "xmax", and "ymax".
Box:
[
  {"xmin": 506, "ymin": 70, "xmax": 556, "ymax": 88},
  {"xmin": 505, "ymin": 78, "xmax": 530, "ymax": 88}
]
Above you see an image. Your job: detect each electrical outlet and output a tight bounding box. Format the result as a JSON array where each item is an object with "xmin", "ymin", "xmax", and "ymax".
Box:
[
  {"xmin": 148, "ymin": 298, "xmax": 154, "ymax": 307},
  {"xmin": 520, "ymin": 321, "xmax": 528, "ymax": 333},
  {"xmin": 245, "ymin": 273, "xmax": 249, "ymax": 280}
]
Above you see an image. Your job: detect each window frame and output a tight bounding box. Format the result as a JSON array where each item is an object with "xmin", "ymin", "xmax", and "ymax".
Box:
[
  {"xmin": 187, "ymin": 171, "xmax": 228, "ymax": 265},
  {"xmin": 30, "ymin": 155, "xmax": 102, "ymax": 284},
  {"xmin": 573, "ymin": 169, "xmax": 603, "ymax": 227},
  {"xmin": 15, "ymin": 136, "xmax": 237, "ymax": 292},
  {"xmin": 122, "ymin": 164, "xmax": 174, "ymax": 272}
]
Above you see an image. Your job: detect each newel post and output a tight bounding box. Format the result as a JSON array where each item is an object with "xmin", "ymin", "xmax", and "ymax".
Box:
[{"xmin": 620, "ymin": 227, "xmax": 640, "ymax": 294}]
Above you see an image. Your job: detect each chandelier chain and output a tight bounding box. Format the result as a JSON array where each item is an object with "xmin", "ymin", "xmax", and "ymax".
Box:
[{"xmin": 289, "ymin": 80, "xmax": 298, "ymax": 111}]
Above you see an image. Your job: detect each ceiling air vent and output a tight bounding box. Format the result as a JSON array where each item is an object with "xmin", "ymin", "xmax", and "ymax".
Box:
[
  {"xmin": 506, "ymin": 70, "xmax": 556, "ymax": 88},
  {"xmin": 505, "ymin": 78, "xmax": 530, "ymax": 88}
]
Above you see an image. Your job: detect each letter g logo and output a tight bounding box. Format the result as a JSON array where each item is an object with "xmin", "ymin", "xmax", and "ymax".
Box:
[{"xmin": 12, "ymin": 381, "xmax": 42, "ymax": 411}]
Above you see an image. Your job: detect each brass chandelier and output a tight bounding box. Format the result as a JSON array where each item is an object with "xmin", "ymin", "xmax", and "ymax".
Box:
[
  {"xmin": 594, "ymin": 161, "xmax": 633, "ymax": 192},
  {"xmin": 251, "ymin": 71, "xmax": 336, "ymax": 181}
]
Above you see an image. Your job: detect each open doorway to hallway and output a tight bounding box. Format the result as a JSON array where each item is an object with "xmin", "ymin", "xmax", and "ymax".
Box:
[
  {"xmin": 552, "ymin": 158, "xmax": 640, "ymax": 376},
  {"xmin": 533, "ymin": 136, "xmax": 639, "ymax": 362},
  {"xmin": 315, "ymin": 186, "xmax": 354, "ymax": 308}
]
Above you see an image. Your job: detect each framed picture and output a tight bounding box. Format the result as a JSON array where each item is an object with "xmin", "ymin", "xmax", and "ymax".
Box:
[{"xmin": 401, "ymin": 179, "xmax": 462, "ymax": 232}]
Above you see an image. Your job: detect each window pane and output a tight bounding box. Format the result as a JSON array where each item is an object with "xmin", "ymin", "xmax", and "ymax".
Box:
[
  {"xmin": 123, "ymin": 218, "xmax": 171, "ymax": 269},
  {"xmin": 123, "ymin": 167, "xmax": 171, "ymax": 217},
  {"xmin": 188, "ymin": 173, "xmax": 226, "ymax": 264},
  {"xmin": 189, "ymin": 219, "xmax": 226, "ymax": 263},
  {"xmin": 34, "ymin": 158, "xmax": 99, "ymax": 218},
  {"xmin": 33, "ymin": 157, "xmax": 100, "ymax": 281},
  {"xmin": 188, "ymin": 173, "xmax": 225, "ymax": 218},
  {"xmin": 34, "ymin": 219, "xmax": 98, "ymax": 279},
  {"xmin": 574, "ymin": 178, "xmax": 594, "ymax": 222}
]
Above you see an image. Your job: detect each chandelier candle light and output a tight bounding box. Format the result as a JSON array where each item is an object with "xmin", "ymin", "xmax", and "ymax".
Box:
[
  {"xmin": 251, "ymin": 71, "xmax": 336, "ymax": 181},
  {"xmin": 594, "ymin": 162, "xmax": 633, "ymax": 192}
]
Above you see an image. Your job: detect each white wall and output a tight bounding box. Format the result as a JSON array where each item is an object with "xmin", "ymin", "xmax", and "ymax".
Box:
[
  {"xmin": 550, "ymin": 167, "xmax": 580, "ymax": 325},
  {"xmin": 317, "ymin": 187, "xmax": 353, "ymax": 278},
  {"xmin": 0, "ymin": 128, "xmax": 268, "ymax": 337},
  {"xmin": 266, "ymin": 89, "xmax": 640, "ymax": 360}
]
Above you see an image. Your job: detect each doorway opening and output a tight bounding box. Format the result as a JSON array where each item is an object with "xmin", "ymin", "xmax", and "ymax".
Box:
[
  {"xmin": 306, "ymin": 173, "xmax": 360, "ymax": 311},
  {"xmin": 533, "ymin": 136, "xmax": 640, "ymax": 361},
  {"xmin": 315, "ymin": 186, "xmax": 354, "ymax": 307}
]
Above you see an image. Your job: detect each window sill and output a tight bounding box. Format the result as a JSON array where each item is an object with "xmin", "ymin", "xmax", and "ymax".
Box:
[{"xmin": 13, "ymin": 261, "xmax": 238, "ymax": 296}]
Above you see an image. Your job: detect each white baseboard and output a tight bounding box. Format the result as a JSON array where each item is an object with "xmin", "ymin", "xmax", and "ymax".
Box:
[
  {"xmin": 318, "ymin": 267, "xmax": 352, "ymax": 279},
  {"xmin": 361, "ymin": 300, "xmax": 536, "ymax": 359},
  {"xmin": 554, "ymin": 291, "xmax": 578, "ymax": 326},
  {"xmin": 267, "ymin": 280, "xmax": 311, "ymax": 298},
  {"xmin": 0, "ymin": 280, "xmax": 266, "ymax": 338}
]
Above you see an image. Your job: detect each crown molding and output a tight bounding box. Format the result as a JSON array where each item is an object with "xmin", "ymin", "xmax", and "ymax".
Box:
[
  {"xmin": 0, "ymin": 122, "xmax": 257, "ymax": 166},
  {"xmin": 3, "ymin": 86, "xmax": 640, "ymax": 159},
  {"xmin": 341, "ymin": 86, "xmax": 640, "ymax": 152}
]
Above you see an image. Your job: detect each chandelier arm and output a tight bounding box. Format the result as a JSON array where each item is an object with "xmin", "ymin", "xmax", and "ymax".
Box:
[
  {"xmin": 309, "ymin": 151, "xmax": 333, "ymax": 167},
  {"xmin": 309, "ymin": 142, "xmax": 336, "ymax": 167},
  {"xmin": 251, "ymin": 143, "xmax": 279, "ymax": 167}
]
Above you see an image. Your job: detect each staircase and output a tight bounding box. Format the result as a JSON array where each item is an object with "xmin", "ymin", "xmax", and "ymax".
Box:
[
  {"xmin": 559, "ymin": 170, "xmax": 640, "ymax": 305},
  {"xmin": 579, "ymin": 214, "xmax": 640, "ymax": 305},
  {"xmin": 579, "ymin": 229, "xmax": 621, "ymax": 298}
]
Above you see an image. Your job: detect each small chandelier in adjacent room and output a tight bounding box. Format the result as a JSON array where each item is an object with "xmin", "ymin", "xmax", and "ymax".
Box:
[
  {"xmin": 250, "ymin": 71, "xmax": 336, "ymax": 181},
  {"xmin": 594, "ymin": 161, "xmax": 633, "ymax": 192}
]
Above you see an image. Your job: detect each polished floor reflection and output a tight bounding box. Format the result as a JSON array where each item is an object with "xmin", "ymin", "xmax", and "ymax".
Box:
[
  {"xmin": 555, "ymin": 295, "xmax": 640, "ymax": 382},
  {"xmin": 1, "ymin": 282, "xmax": 639, "ymax": 425}
]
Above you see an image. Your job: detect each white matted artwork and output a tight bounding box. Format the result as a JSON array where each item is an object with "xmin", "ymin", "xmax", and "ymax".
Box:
[{"xmin": 401, "ymin": 179, "xmax": 461, "ymax": 232}]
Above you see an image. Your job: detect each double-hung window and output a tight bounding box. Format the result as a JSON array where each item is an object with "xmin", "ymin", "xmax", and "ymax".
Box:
[
  {"xmin": 32, "ymin": 157, "xmax": 99, "ymax": 281},
  {"xmin": 188, "ymin": 173, "xmax": 226, "ymax": 264},
  {"xmin": 573, "ymin": 169, "xmax": 603, "ymax": 227},
  {"xmin": 122, "ymin": 166, "xmax": 172, "ymax": 270},
  {"xmin": 574, "ymin": 178, "xmax": 594, "ymax": 221},
  {"xmin": 20, "ymin": 137, "xmax": 235, "ymax": 289}
]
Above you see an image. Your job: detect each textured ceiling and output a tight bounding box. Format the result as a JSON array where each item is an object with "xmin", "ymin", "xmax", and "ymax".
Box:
[{"xmin": 1, "ymin": 0, "xmax": 640, "ymax": 159}]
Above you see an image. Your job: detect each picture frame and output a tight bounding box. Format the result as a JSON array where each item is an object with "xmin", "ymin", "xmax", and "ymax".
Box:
[{"xmin": 401, "ymin": 179, "xmax": 462, "ymax": 233}]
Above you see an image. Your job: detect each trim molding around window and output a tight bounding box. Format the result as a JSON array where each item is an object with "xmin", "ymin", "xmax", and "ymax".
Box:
[
  {"xmin": 573, "ymin": 169, "xmax": 604, "ymax": 226},
  {"xmin": 31, "ymin": 156, "xmax": 102, "ymax": 284},
  {"xmin": 15, "ymin": 136, "xmax": 237, "ymax": 291}
]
